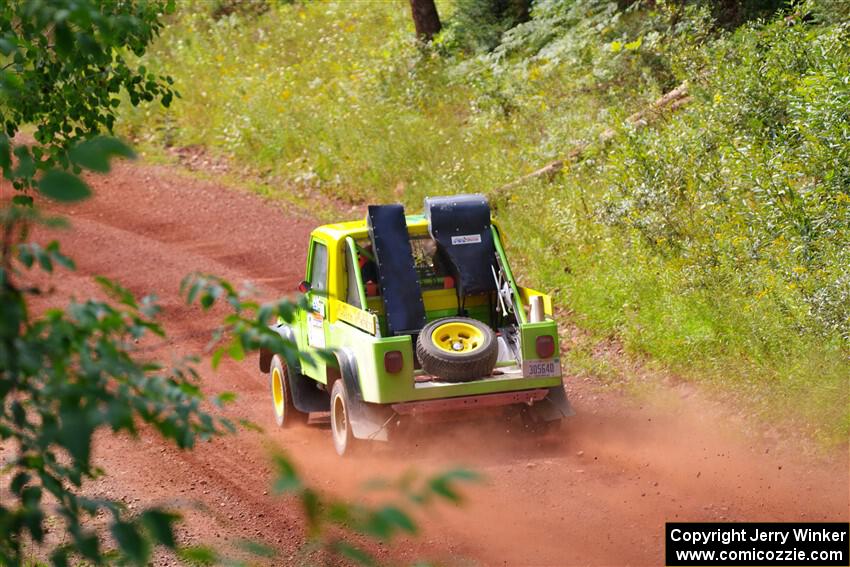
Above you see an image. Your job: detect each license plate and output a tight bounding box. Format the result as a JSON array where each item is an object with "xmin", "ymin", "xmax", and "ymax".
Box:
[{"xmin": 522, "ymin": 359, "xmax": 561, "ymax": 378}]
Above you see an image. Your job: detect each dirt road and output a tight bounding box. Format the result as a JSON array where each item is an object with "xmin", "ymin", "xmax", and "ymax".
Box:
[{"xmin": 20, "ymin": 160, "xmax": 850, "ymax": 566}]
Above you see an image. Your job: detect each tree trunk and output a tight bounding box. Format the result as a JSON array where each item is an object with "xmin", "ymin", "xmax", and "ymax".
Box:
[{"xmin": 409, "ymin": 0, "xmax": 442, "ymax": 42}]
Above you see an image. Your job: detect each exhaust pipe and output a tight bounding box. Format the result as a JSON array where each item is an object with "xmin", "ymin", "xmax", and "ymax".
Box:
[{"xmin": 529, "ymin": 295, "xmax": 545, "ymax": 323}]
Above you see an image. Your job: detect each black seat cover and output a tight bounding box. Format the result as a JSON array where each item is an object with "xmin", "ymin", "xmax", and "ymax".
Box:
[
  {"xmin": 367, "ymin": 204, "xmax": 426, "ymax": 335},
  {"xmin": 425, "ymin": 194, "xmax": 497, "ymax": 297}
]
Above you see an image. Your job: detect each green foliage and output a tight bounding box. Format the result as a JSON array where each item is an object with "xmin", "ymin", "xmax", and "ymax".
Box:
[
  {"xmin": 120, "ymin": 2, "xmax": 505, "ymax": 205},
  {"xmin": 1, "ymin": 2, "xmax": 225, "ymax": 564},
  {"xmin": 0, "ymin": 0, "xmax": 175, "ymax": 190},
  {"xmin": 0, "ymin": 8, "xmax": 204, "ymax": 548},
  {"xmin": 180, "ymin": 272, "xmax": 314, "ymax": 371},
  {"xmin": 811, "ymin": 0, "xmax": 850, "ymax": 23},
  {"xmin": 438, "ymin": 0, "xmax": 531, "ymax": 53},
  {"xmin": 0, "ymin": 204, "xmax": 233, "ymax": 566},
  {"xmin": 596, "ymin": 14, "xmax": 850, "ymax": 340},
  {"xmin": 208, "ymin": 0, "xmax": 274, "ymax": 20}
]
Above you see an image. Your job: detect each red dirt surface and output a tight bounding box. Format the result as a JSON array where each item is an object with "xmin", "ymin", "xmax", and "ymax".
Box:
[{"xmin": 11, "ymin": 160, "xmax": 849, "ymax": 566}]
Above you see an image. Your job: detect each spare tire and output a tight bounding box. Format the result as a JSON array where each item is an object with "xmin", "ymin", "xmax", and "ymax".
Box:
[{"xmin": 416, "ymin": 317, "xmax": 499, "ymax": 382}]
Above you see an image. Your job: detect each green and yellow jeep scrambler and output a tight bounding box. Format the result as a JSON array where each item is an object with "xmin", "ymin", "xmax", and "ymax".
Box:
[{"xmin": 259, "ymin": 195, "xmax": 572, "ymax": 455}]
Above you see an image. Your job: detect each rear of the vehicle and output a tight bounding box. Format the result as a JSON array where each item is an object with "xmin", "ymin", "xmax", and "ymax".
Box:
[{"xmin": 334, "ymin": 194, "xmax": 572, "ymax": 430}]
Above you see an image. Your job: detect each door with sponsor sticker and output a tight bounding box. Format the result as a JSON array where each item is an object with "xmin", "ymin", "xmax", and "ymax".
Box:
[{"xmin": 300, "ymin": 239, "xmax": 329, "ymax": 381}]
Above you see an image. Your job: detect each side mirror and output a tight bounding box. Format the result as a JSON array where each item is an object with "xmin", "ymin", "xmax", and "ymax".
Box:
[{"xmin": 298, "ymin": 280, "xmax": 311, "ymax": 293}]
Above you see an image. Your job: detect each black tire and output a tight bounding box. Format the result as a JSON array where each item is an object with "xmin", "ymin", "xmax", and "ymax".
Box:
[
  {"xmin": 269, "ymin": 355, "xmax": 305, "ymax": 428},
  {"xmin": 330, "ymin": 380, "xmax": 358, "ymax": 456},
  {"xmin": 416, "ymin": 317, "xmax": 499, "ymax": 382}
]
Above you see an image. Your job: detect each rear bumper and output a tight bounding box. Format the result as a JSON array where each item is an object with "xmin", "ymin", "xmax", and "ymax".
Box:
[{"xmin": 391, "ymin": 388, "xmax": 549, "ymax": 416}]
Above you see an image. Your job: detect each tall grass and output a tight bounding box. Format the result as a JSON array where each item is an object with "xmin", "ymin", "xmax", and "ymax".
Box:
[{"xmin": 119, "ymin": 0, "xmax": 849, "ymax": 442}]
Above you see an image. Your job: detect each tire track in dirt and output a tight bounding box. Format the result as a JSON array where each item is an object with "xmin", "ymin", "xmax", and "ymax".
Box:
[{"xmin": 15, "ymin": 161, "xmax": 849, "ymax": 566}]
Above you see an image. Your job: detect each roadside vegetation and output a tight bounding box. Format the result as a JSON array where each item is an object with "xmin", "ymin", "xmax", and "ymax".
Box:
[{"xmin": 119, "ymin": 0, "xmax": 849, "ymax": 443}]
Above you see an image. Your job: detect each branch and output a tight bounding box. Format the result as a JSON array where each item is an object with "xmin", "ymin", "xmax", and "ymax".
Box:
[{"xmin": 492, "ymin": 80, "xmax": 692, "ymax": 196}]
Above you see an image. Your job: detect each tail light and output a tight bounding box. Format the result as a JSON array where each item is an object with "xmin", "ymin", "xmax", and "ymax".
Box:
[
  {"xmin": 384, "ymin": 350, "xmax": 404, "ymax": 373},
  {"xmin": 535, "ymin": 335, "xmax": 555, "ymax": 358}
]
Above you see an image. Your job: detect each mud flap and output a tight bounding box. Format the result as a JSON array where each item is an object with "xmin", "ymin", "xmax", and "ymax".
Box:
[
  {"xmin": 527, "ymin": 385, "xmax": 575, "ymax": 422},
  {"xmin": 335, "ymin": 348, "xmax": 394, "ymax": 441},
  {"xmin": 347, "ymin": 398, "xmax": 394, "ymax": 442},
  {"xmin": 289, "ymin": 370, "xmax": 330, "ymax": 413}
]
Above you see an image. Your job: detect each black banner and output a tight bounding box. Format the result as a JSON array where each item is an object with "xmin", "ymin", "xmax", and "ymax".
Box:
[{"xmin": 666, "ymin": 523, "xmax": 849, "ymax": 566}]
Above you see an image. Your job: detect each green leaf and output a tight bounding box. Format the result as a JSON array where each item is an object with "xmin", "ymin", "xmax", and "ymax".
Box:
[
  {"xmin": 38, "ymin": 170, "xmax": 91, "ymax": 202},
  {"xmin": 214, "ymin": 391, "xmax": 237, "ymax": 406},
  {"xmin": 95, "ymin": 275, "xmax": 139, "ymax": 308},
  {"xmin": 301, "ymin": 489, "xmax": 321, "ymax": 535},
  {"xmin": 200, "ymin": 293, "xmax": 215, "ymax": 308},
  {"xmin": 17, "ymin": 244, "xmax": 34, "ymax": 268},
  {"xmin": 50, "ymin": 546, "xmax": 69, "ymax": 567},
  {"xmin": 361, "ymin": 505, "xmax": 416, "ymax": 541},
  {"xmin": 272, "ymin": 454, "xmax": 302, "ymax": 493},
  {"xmin": 58, "ymin": 409, "xmax": 94, "ymax": 469},
  {"xmin": 0, "ymin": 38, "xmax": 15, "ymax": 56},
  {"xmin": 13, "ymin": 145, "xmax": 35, "ymax": 180},
  {"xmin": 211, "ymin": 348, "xmax": 224, "ymax": 369},
  {"xmin": 228, "ymin": 337, "xmax": 245, "ymax": 361},
  {"xmin": 624, "ymin": 37, "xmax": 642, "ymax": 51},
  {"xmin": 436, "ymin": 468, "xmax": 481, "ymax": 482},
  {"xmin": 36, "ymin": 246, "xmax": 53, "ymax": 273},
  {"xmin": 111, "ymin": 521, "xmax": 149, "ymax": 565},
  {"xmin": 330, "ymin": 541, "xmax": 376, "ymax": 567},
  {"xmin": 185, "ymin": 277, "xmax": 203, "ymax": 305},
  {"xmin": 177, "ymin": 546, "xmax": 218, "ymax": 565},
  {"xmin": 47, "ymin": 241, "xmax": 75, "ymax": 270},
  {"xmin": 69, "ymin": 137, "xmax": 136, "ymax": 173},
  {"xmin": 238, "ymin": 418, "xmax": 263, "ymax": 433},
  {"xmin": 54, "ymin": 22, "xmax": 73, "ymax": 56},
  {"xmin": 10, "ymin": 472, "xmax": 30, "ymax": 494},
  {"xmin": 326, "ymin": 502, "xmax": 353, "ymax": 525},
  {"xmin": 76, "ymin": 532, "xmax": 100, "ymax": 561},
  {"xmin": 11, "ymin": 194, "xmax": 33, "ymax": 206},
  {"xmin": 0, "ymin": 134, "xmax": 10, "ymax": 170},
  {"xmin": 141, "ymin": 509, "xmax": 180, "ymax": 548},
  {"xmin": 374, "ymin": 506, "xmax": 416, "ymax": 535},
  {"xmin": 426, "ymin": 468, "xmax": 480, "ymax": 504},
  {"xmin": 235, "ymin": 539, "xmax": 277, "ymax": 558}
]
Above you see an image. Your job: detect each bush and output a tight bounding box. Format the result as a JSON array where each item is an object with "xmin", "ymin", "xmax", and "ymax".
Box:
[
  {"xmin": 598, "ymin": 17, "xmax": 850, "ymax": 340},
  {"xmin": 438, "ymin": 0, "xmax": 531, "ymax": 53}
]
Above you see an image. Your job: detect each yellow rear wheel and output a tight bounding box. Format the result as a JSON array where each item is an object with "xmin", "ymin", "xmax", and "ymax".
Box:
[
  {"xmin": 272, "ymin": 366, "xmax": 285, "ymax": 424},
  {"xmin": 269, "ymin": 355, "xmax": 304, "ymax": 428}
]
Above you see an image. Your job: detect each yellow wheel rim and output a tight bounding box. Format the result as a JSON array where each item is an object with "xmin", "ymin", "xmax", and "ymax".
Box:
[
  {"xmin": 432, "ymin": 322, "xmax": 485, "ymax": 354},
  {"xmin": 272, "ymin": 366, "xmax": 284, "ymax": 418}
]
